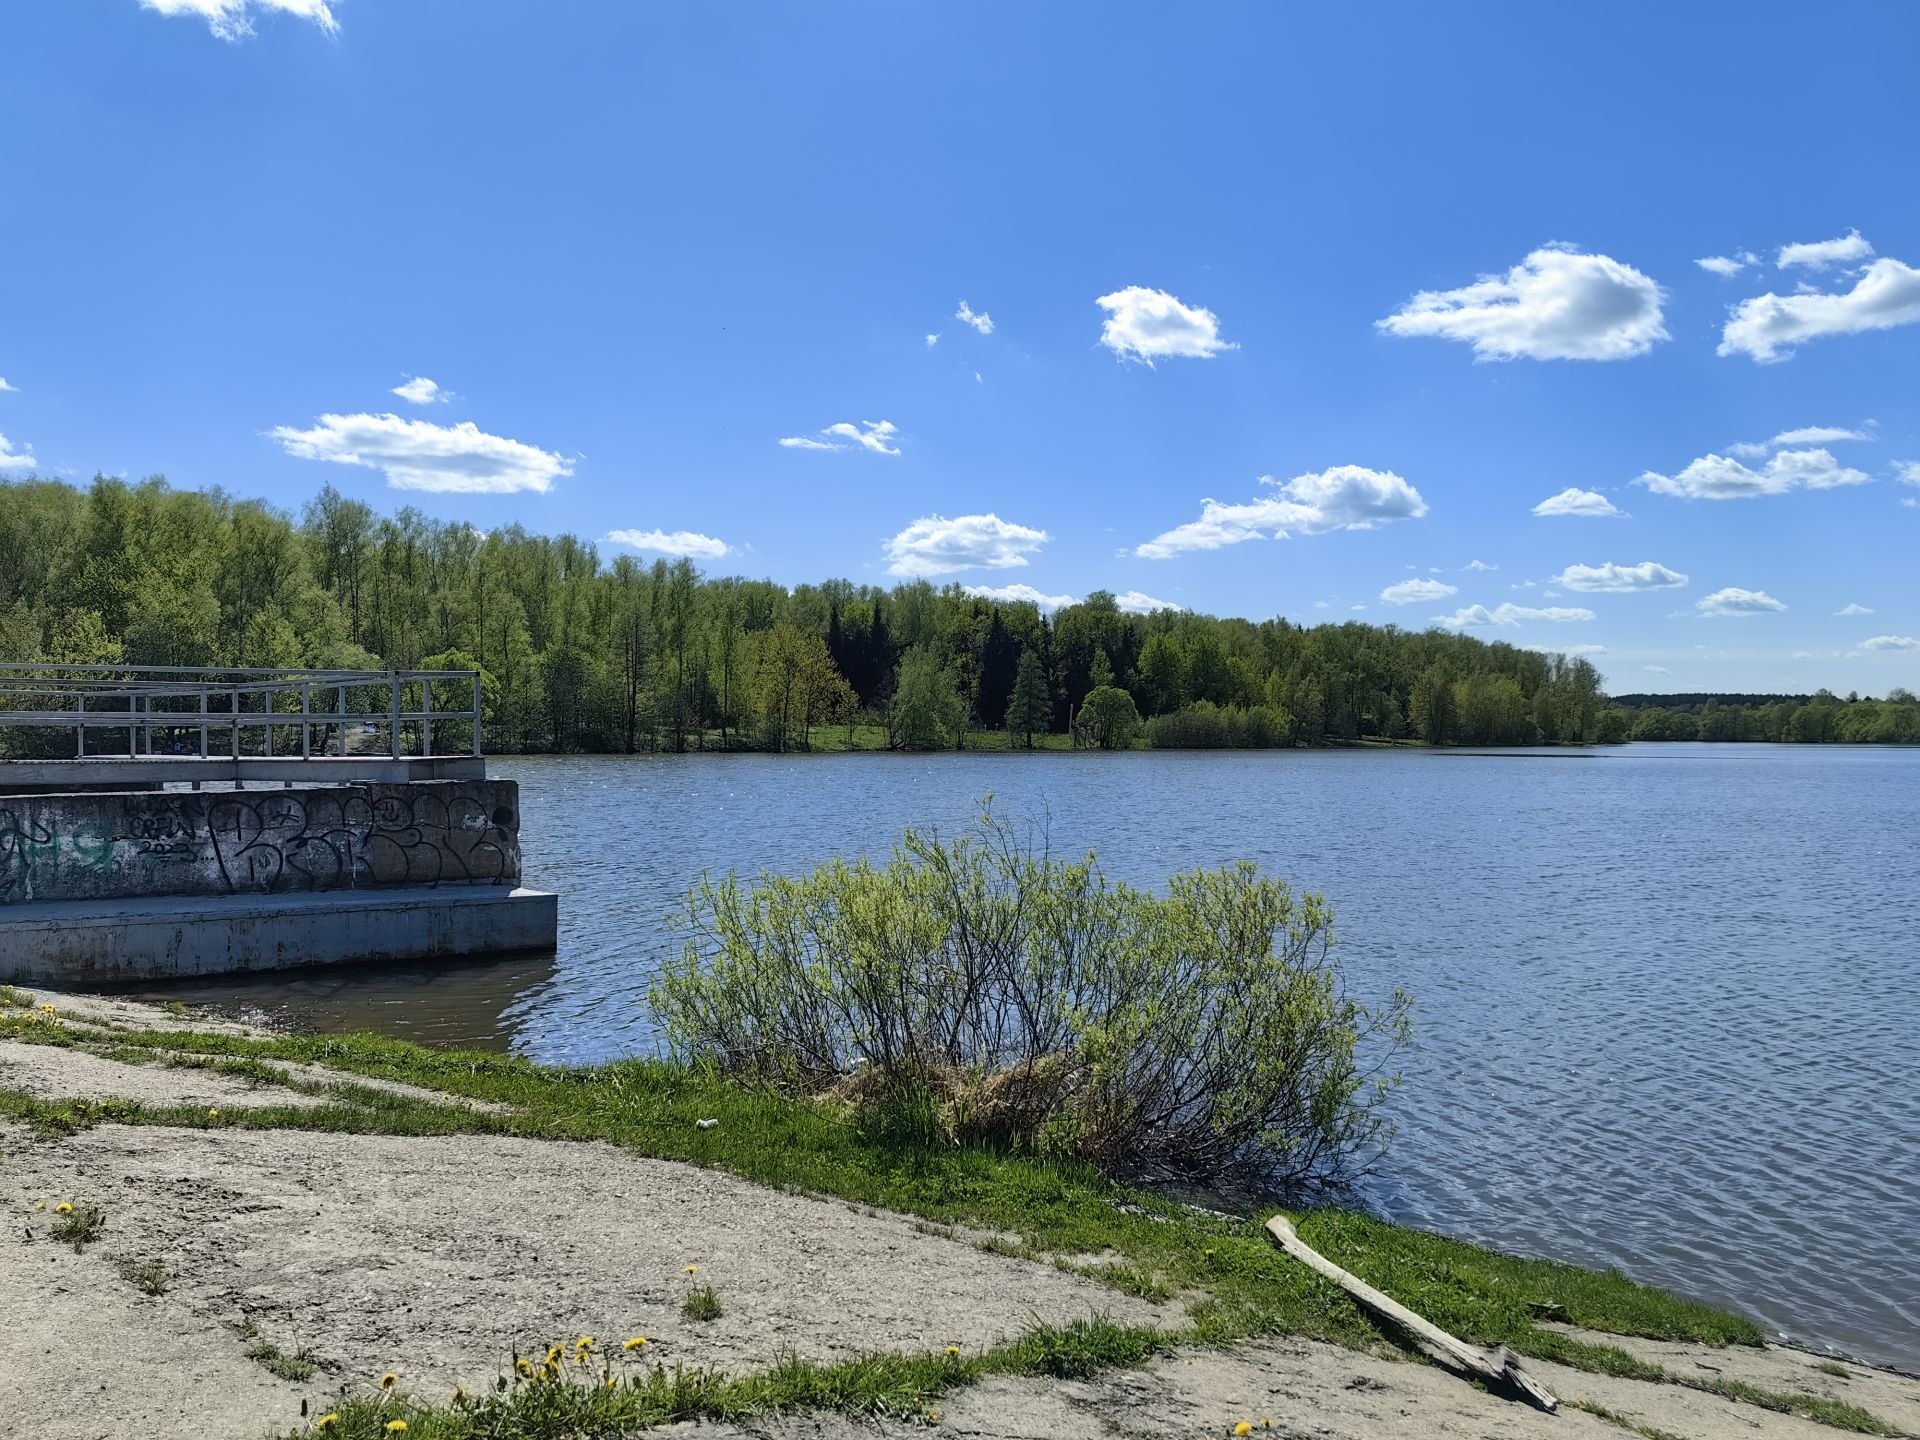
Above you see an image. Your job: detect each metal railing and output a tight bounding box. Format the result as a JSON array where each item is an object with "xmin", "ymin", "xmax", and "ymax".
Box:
[{"xmin": 0, "ymin": 665, "xmax": 483, "ymax": 761}]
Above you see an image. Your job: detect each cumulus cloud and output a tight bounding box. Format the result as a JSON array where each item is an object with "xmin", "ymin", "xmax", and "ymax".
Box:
[
  {"xmin": 1115, "ymin": 590, "xmax": 1184, "ymax": 615},
  {"xmin": 924, "ymin": 334, "xmax": 940, "ymax": 348},
  {"xmin": 1696, "ymin": 588, "xmax": 1786, "ymax": 617},
  {"xmin": 1861, "ymin": 635, "xmax": 1920, "ymax": 651},
  {"xmin": 270, "ymin": 413, "xmax": 571, "ymax": 494},
  {"xmin": 1095, "ymin": 286, "xmax": 1235, "ymax": 364},
  {"xmin": 1896, "ymin": 461, "xmax": 1920, "ymax": 486},
  {"xmin": 963, "ymin": 582, "xmax": 1074, "ymax": 613},
  {"xmin": 1718, "ymin": 256, "xmax": 1920, "ymax": 361},
  {"xmin": 1465, "ymin": 559, "xmax": 1497, "ymax": 571},
  {"xmin": 1135, "ymin": 465, "xmax": 1427, "ymax": 559},
  {"xmin": 1645, "ymin": 665, "xmax": 1671, "ymax": 674},
  {"xmin": 1837, "ymin": 603, "xmax": 1874, "ymax": 616},
  {"xmin": 1433, "ymin": 603, "xmax": 1596, "ymax": 628},
  {"xmin": 0, "ymin": 433, "xmax": 37, "ymax": 472},
  {"xmin": 391, "ymin": 376, "xmax": 450, "ymax": 406},
  {"xmin": 1696, "ymin": 252, "xmax": 1758, "ymax": 277},
  {"xmin": 1638, "ymin": 446, "xmax": 1871, "ymax": 500},
  {"xmin": 1524, "ymin": 643, "xmax": 1608, "ymax": 656},
  {"xmin": 1770, "ymin": 425, "xmax": 1869, "ymax": 446},
  {"xmin": 885, "ymin": 513, "xmax": 1049, "ymax": 577},
  {"xmin": 1380, "ymin": 578, "xmax": 1458, "ymax": 605},
  {"xmin": 778, "ymin": 420, "xmax": 901, "ymax": 455},
  {"xmin": 604, "ymin": 528, "xmax": 731, "ymax": 559},
  {"xmin": 139, "ymin": 0, "xmax": 336, "ymax": 41},
  {"xmin": 955, "ymin": 301, "xmax": 993, "ymax": 336},
  {"xmin": 1776, "ymin": 230, "xmax": 1874, "ymax": 270},
  {"xmin": 1376, "ymin": 245, "xmax": 1667, "ymax": 361},
  {"xmin": 1555, "ymin": 561, "xmax": 1688, "ymax": 593},
  {"xmin": 1533, "ymin": 487, "xmax": 1623, "ymax": 518},
  {"xmin": 0, "ymin": 378, "xmax": 16, "ymax": 393}
]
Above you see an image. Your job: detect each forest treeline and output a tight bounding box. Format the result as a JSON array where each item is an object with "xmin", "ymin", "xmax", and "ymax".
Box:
[
  {"xmin": 1610, "ymin": 691, "xmax": 1920, "ymax": 744},
  {"xmin": 0, "ymin": 473, "xmax": 1903, "ymax": 752}
]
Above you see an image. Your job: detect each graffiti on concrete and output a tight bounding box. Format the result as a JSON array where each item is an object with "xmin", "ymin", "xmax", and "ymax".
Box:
[{"xmin": 0, "ymin": 781, "xmax": 521, "ymax": 905}]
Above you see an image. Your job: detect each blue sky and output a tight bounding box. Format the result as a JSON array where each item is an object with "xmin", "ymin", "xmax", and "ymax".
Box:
[{"xmin": 3, "ymin": 1, "xmax": 1918, "ymax": 692}]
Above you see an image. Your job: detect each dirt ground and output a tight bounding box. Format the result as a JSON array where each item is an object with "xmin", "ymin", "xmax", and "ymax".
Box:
[{"xmin": 3, "ymin": 990, "xmax": 1917, "ymax": 1440}]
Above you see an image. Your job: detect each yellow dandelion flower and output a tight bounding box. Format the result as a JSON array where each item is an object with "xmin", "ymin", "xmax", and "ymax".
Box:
[
  {"xmin": 385, "ymin": 1423, "xmax": 408, "ymax": 1434},
  {"xmin": 208, "ymin": 1109, "xmax": 221, "ymax": 1118},
  {"xmin": 1204, "ymin": 1247, "xmax": 1216, "ymax": 1258},
  {"xmin": 55, "ymin": 1202, "xmax": 73, "ymax": 1215},
  {"xmin": 380, "ymin": 1372, "xmax": 398, "ymax": 1389},
  {"xmin": 33, "ymin": 1201, "xmax": 45, "ymax": 1211},
  {"xmin": 1234, "ymin": 1425, "xmax": 1253, "ymax": 1437},
  {"xmin": 928, "ymin": 1410, "xmax": 941, "ymax": 1422},
  {"xmin": 575, "ymin": 1334, "xmax": 594, "ymax": 1350},
  {"xmin": 544, "ymin": 1345, "xmax": 563, "ymax": 1364},
  {"xmin": 603, "ymin": 1376, "xmax": 618, "ymax": 1390},
  {"xmin": 316, "ymin": 1417, "xmax": 339, "ymax": 1432},
  {"xmin": 945, "ymin": 1345, "xmax": 960, "ymax": 1357},
  {"xmin": 514, "ymin": 1358, "xmax": 533, "ymax": 1377},
  {"xmin": 683, "ymin": 1264, "xmax": 698, "ymax": 1274},
  {"xmin": 623, "ymin": 1336, "xmax": 649, "ymax": 1352}
]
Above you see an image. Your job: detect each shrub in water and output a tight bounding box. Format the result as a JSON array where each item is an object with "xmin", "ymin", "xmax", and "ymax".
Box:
[{"xmin": 653, "ymin": 806, "xmax": 1409, "ymax": 1194}]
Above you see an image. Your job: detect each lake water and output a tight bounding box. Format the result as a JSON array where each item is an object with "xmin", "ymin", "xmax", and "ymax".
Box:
[{"xmin": 148, "ymin": 745, "xmax": 1920, "ymax": 1372}]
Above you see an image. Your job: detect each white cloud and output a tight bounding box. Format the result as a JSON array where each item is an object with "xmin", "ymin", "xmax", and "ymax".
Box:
[
  {"xmin": 1135, "ymin": 465, "xmax": 1426, "ymax": 558},
  {"xmin": 885, "ymin": 513, "xmax": 1048, "ymax": 577},
  {"xmin": 1696, "ymin": 252, "xmax": 1758, "ymax": 277},
  {"xmin": 1533, "ymin": 487, "xmax": 1624, "ymax": 518},
  {"xmin": 1644, "ymin": 665, "xmax": 1671, "ymax": 674},
  {"xmin": 1465, "ymin": 559, "xmax": 1497, "ymax": 571},
  {"xmin": 778, "ymin": 420, "xmax": 901, "ymax": 455},
  {"xmin": 1433, "ymin": 603, "xmax": 1596, "ymax": 628},
  {"xmin": 1095, "ymin": 286, "xmax": 1235, "ymax": 364},
  {"xmin": 1897, "ymin": 461, "xmax": 1920, "ymax": 486},
  {"xmin": 955, "ymin": 301, "xmax": 993, "ymax": 336},
  {"xmin": 1376, "ymin": 245, "xmax": 1667, "ymax": 361},
  {"xmin": 270, "ymin": 412, "xmax": 571, "ymax": 494},
  {"xmin": 604, "ymin": 528, "xmax": 731, "ymax": 559},
  {"xmin": 1861, "ymin": 635, "xmax": 1920, "ymax": 651},
  {"xmin": 1638, "ymin": 447, "xmax": 1870, "ymax": 500},
  {"xmin": 1380, "ymin": 577, "xmax": 1458, "ymax": 605},
  {"xmin": 0, "ymin": 433, "xmax": 37, "ymax": 472},
  {"xmin": 0, "ymin": 378, "xmax": 16, "ymax": 393},
  {"xmin": 1719, "ymin": 257, "xmax": 1920, "ymax": 361},
  {"xmin": 925, "ymin": 334, "xmax": 940, "ymax": 348},
  {"xmin": 1770, "ymin": 425, "xmax": 1868, "ymax": 446},
  {"xmin": 1555, "ymin": 561, "xmax": 1689, "ymax": 593},
  {"xmin": 1837, "ymin": 603, "xmax": 1874, "ymax": 617},
  {"xmin": 139, "ymin": 0, "xmax": 336, "ymax": 41},
  {"xmin": 1312, "ymin": 600, "xmax": 1331, "ymax": 609},
  {"xmin": 1115, "ymin": 590, "xmax": 1184, "ymax": 615},
  {"xmin": 1696, "ymin": 587, "xmax": 1786, "ymax": 617},
  {"xmin": 963, "ymin": 582, "xmax": 1074, "ymax": 613},
  {"xmin": 391, "ymin": 376, "xmax": 450, "ymax": 406},
  {"xmin": 1524, "ymin": 643, "xmax": 1607, "ymax": 656},
  {"xmin": 1776, "ymin": 230, "xmax": 1873, "ymax": 271}
]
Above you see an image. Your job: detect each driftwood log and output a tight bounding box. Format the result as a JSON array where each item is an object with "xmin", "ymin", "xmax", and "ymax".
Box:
[{"xmin": 1264, "ymin": 1215, "xmax": 1559, "ymax": 1413}]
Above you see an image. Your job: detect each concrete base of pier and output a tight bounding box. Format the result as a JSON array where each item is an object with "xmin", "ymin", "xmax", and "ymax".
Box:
[{"xmin": 0, "ymin": 885, "xmax": 557, "ymax": 986}]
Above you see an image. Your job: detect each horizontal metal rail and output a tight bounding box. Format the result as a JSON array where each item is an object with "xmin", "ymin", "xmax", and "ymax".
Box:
[{"xmin": 0, "ymin": 666, "xmax": 483, "ymax": 763}]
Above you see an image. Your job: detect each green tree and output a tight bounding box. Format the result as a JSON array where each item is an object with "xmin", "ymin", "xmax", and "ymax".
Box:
[
  {"xmin": 1005, "ymin": 648, "xmax": 1051, "ymax": 748},
  {"xmin": 888, "ymin": 644, "xmax": 967, "ymax": 751},
  {"xmin": 1080, "ymin": 685, "xmax": 1142, "ymax": 749}
]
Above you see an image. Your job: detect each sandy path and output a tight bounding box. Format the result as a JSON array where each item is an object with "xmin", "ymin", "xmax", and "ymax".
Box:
[{"xmin": 0, "ymin": 1039, "xmax": 331, "ymax": 1111}]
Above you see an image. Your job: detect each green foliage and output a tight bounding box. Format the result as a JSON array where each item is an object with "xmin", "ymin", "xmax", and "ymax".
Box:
[
  {"xmin": 1077, "ymin": 685, "xmax": 1142, "ymax": 748},
  {"xmin": 0, "ymin": 474, "xmax": 1663, "ymax": 756},
  {"xmin": 1144, "ymin": 701, "xmax": 1292, "ymax": 749},
  {"xmin": 245, "ymin": 1339, "xmax": 318, "ymax": 1381},
  {"xmin": 653, "ymin": 808, "xmax": 1409, "ymax": 1194},
  {"xmin": 118, "ymin": 1257, "xmax": 173, "ymax": 1295},
  {"xmin": 1619, "ymin": 688, "xmax": 1920, "ymax": 745},
  {"xmin": 681, "ymin": 1284, "xmax": 723, "ymax": 1321},
  {"xmin": 50, "ymin": 1199, "xmax": 106, "ymax": 1251}
]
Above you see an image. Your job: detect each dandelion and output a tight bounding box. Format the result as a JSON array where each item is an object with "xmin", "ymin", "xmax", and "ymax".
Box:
[
  {"xmin": 1234, "ymin": 1425, "xmax": 1253, "ymax": 1437},
  {"xmin": 1204, "ymin": 1248, "xmax": 1216, "ymax": 1258},
  {"xmin": 208, "ymin": 1109, "xmax": 221, "ymax": 1118},
  {"xmin": 544, "ymin": 1345, "xmax": 563, "ymax": 1366},
  {"xmin": 515, "ymin": 1358, "xmax": 533, "ymax": 1377},
  {"xmin": 385, "ymin": 1423, "xmax": 408, "ymax": 1434},
  {"xmin": 380, "ymin": 1372, "xmax": 398, "ymax": 1390},
  {"xmin": 928, "ymin": 1410, "xmax": 941, "ymax": 1422},
  {"xmin": 575, "ymin": 1335, "xmax": 594, "ymax": 1351},
  {"xmin": 451, "ymin": 1387, "xmax": 466, "ymax": 1403},
  {"xmin": 623, "ymin": 1336, "xmax": 649, "ymax": 1352},
  {"xmin": 316, "ymin": 1417, "xmax": 339, "ymax": 1432},
  {"xmin": 33, "ymin": 1201, "xmax": 44, "ymax": 1211},
  {"xmin": 683, "ymin": 1264, "xmax": 698, "ymax": 1274},
  {"xmin": 603, "ymin": 1376, "xmax": 618, "ymax": 1390},
  {"xmin": 945, "ymin": 1345, "xmax": 960, "ymax": 1357},
  {"xmin": 55, "ymin": 1203, "xmax": 72, "ymax": 1215}
]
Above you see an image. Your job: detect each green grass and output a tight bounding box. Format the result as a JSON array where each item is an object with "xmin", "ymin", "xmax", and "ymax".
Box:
[
  {"xmin": 118, "ymin": 1256, "xmax": 173, "ymax": 1295},
  {"xmin": 4, "ymin": 1005, "xmax": 1899, "ymax": 1438},
  {"xmin": 681, "ymin": 1285, "xmax": 723, "ymax": 1322},
  {"xmin": 247, "ymin": 1339, "xmax": 320, "ymax": 1382},
  {"xmin": 50, "ymin": 1199, "xmax": 106, "ymax": 1251}
]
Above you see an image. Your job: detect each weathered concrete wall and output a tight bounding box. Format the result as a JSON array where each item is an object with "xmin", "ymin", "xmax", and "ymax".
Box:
[{"xmin": 0, "ymin": 780, "xmax": 522, "ymax": 905}]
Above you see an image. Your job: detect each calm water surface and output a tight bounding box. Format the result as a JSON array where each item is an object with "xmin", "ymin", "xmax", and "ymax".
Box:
[{"xmin": 153, "ymin": 745, "xmax": 1920, "ymax": 1370}]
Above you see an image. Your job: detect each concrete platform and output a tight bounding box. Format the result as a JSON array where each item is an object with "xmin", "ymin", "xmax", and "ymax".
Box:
[{"xmin": 0, "ymin": 886, "xmax": 557, "ymax": 985}]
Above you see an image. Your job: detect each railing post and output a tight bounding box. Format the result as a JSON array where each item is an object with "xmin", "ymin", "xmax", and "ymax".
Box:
[
  {"xmin": 336, "ymin": 683, "xmax": 346, "ymax": 756},
  {"xmin": 421, "ymin": 676, "xmax": 433, "ymax": 758},
  {"xmin": 75, "ymin": 691, "xmax": 84, "ymax": 758},
  {"xmin": 471, "ymin": 671, "xmax": 482, "ymax": 757},
  {"xmin": 390, "ymin": 673, "xmax": 402, "ymax": 758},
  {"xmin": 301, "ymin": 682, "xmax": 311, "ymax": 759},
  {"xmin": 262, "ymin": 682, "xmax": 272, "ymax": 758},
  {"xmin": 199, "ymin": 688, "xmax": 208, "ymax": 758}
]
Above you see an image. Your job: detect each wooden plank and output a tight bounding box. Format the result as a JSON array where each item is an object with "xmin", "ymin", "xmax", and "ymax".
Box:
[{"xmin": 1264, "ymin": 1215, "xmax": 1558, "ymax": 1412}]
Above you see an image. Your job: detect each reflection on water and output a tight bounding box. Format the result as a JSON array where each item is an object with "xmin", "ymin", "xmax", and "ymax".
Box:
[
  {"xmin": 131, "ymin": 744, "xmax": 1920, "ymax": 1373},
  {"xmin": 124, "ymin": 949, "xmax": 556, "ymax": 1052}
]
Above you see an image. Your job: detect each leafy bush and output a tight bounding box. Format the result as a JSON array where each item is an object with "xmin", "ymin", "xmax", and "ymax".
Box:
[
  {"xmin": 1145, "ymin": 701, "xmax": 1294, "ymax": 749},
  {"xmin": 653, "ymin": 808, "xmax": 1409, "ymax": 1194},
  {"xmin": 1078, "ymin": 686, "xmax": 1142, "ymax": 748}
]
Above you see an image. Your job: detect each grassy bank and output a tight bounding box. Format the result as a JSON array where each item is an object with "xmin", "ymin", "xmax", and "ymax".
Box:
[{"xmin": 0, "ymin": 997, "xmax": 1900, "ymax": 1438}]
